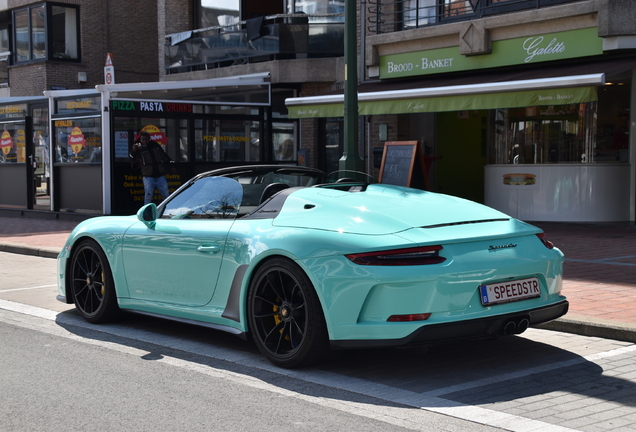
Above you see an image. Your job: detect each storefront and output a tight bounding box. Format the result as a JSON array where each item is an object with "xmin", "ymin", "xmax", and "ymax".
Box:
[
  {"xmin": 15, "ymin": 72, "xmax": 299, "ymax": 216},
  {"xmin": 0, "ymin": 97, "xmax": 50, "ymax": 212},
  {"xmin": 287, "ymin": 28, "xmax": 636, "ymax": 222}
]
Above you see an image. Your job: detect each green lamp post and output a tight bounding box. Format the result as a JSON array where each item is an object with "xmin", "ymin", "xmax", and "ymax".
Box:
[{"xmin": 340, "ymin": 0, "xmax": 364, "ymax": 173}]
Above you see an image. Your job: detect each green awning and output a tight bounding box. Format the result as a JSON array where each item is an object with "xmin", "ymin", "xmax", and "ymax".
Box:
[{"xmin": 286, "ymin": 74, "xmax": 603, "ymax": 119}]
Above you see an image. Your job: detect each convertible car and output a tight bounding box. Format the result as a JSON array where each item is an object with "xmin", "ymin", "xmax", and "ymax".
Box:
[{"xmin": 57, "ymin": 165, "xmax": 568, "ymax": 368}]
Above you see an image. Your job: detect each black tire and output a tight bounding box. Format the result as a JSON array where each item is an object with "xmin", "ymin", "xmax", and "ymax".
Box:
[
  {"xmin": 248, "ymin": 257, "xmax": 331, "ymax": 368},
  {"xmin": 69, "ymin": 239, "xmax": 119, "ymax": 323}
]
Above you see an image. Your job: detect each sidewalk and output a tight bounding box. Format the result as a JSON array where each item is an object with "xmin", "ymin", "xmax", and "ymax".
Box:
[{"xmin": 1, "ymin": 215, "xmax": 636, "ymax": 343}]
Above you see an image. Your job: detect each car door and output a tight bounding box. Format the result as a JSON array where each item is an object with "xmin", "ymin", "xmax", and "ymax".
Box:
[{"xmin": 122, "ymin": 176, "xmax": 243, "ymax": 306}]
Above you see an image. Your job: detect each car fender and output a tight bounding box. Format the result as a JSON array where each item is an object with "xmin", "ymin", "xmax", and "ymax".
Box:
[{"xmin": 59, "ymin": 216, "xmax": 136, "ymax": 301}]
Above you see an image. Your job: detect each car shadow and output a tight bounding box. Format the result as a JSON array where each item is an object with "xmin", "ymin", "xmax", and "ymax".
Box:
[{"xmin": 55, "ymin": 308, "xmax": 636, "ymax": 411}]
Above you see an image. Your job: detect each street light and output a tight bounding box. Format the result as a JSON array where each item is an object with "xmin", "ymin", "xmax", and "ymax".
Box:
[{"xmin": 340, "ymin": 0, "xmax": 364, "ymax": 173}]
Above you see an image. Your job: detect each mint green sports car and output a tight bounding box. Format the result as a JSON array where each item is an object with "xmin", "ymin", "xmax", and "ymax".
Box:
[{"xmin": 57, "ymin": 165, "xmax": 567, "ymax": 368}]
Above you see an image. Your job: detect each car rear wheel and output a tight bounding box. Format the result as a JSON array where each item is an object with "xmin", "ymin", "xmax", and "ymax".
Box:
[
  {"xmin": 248, "ymin": 257, "xmax": 331, "ymax": 368},
  {"xmin": 70, "ymin": 239, "xmax": 119, "ymax": 323}
]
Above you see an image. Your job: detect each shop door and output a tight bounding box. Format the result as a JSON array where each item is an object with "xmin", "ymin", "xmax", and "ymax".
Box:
[
  {"xmin": 31, "ymin": 105, "xmax": 50, "ymax": 210},
  {"xmin": 0, "ymin": 119, "xmax": 28, "ymax": 209}
]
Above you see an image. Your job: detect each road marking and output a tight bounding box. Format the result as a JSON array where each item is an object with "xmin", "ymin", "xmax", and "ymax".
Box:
[
  {"xmin": 422, "ymin": 344, "xmax": 636, "ymax": 397},
  {"xmin": 565, "ymin": 257, "xmax": 636, "ymax": 267},
  {"xmin": 4, "ymin": 299, "xmax": 631, "ymax": 432},
  {"xmin": 0, "ymin": 284, "xmax": 57, "ymax": 292}
]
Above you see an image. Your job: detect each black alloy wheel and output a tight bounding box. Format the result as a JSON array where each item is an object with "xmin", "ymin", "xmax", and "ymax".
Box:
[
  {"xmin": 248, "ymin": 257, "xmax": 331, "ymax": 368},
  {"xmin": 70, "ymin": 239, "xmax": 119, "ymax": 323}
]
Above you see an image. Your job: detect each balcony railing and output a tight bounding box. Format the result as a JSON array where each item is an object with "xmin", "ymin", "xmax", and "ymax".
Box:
[
  {"xmin": 165, "ymin": 14, "xmax": 344, "ymax": 74},
  {"xmin": 368, "ymin": 0, "xmax": 581, "ymax": 35}
]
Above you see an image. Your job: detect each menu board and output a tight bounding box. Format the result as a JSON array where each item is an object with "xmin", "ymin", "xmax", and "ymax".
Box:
[{"xmin": 378, "ymin": 141, "xmax": 428, "ymax": 189}]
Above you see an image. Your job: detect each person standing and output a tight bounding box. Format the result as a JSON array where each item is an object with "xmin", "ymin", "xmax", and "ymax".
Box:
[{"xmin": 130, "ymin": 131, "xmax": 175, "ymax": 204}]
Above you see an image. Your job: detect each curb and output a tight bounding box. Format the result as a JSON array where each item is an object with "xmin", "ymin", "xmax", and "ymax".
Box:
[
  {"xmin": 535, "ymin": 315, "xmax": 636, "ymax": 344},
  {"xmin": 0, "ymin": 242, "xmax": 60, "ymax": 259}
]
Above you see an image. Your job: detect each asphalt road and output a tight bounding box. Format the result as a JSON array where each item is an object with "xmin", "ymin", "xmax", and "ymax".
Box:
[{"xmin": 2, "ymin": 252, "xmax": 636, "ymax": 432}]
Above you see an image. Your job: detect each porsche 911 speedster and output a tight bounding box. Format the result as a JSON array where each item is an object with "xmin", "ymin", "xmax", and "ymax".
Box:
[{"xmin": 57, "ymin": 165, "xmax": 567, "ymax": 368}]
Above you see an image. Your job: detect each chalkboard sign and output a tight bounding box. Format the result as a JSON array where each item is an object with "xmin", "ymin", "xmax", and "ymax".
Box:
[{"xmin": 379, "ymin": 141, "xmax": 429, "ymax": 189}]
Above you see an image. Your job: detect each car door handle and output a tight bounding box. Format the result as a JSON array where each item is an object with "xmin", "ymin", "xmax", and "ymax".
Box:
[{"xmin": 197, "ymin": 245, "xmax": 220, "ymax": 254}]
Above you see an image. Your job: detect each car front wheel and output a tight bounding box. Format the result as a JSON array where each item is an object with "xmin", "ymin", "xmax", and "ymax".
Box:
[
  {"xmin": 248, "ymin": 257, "xmax": 331, "ymax": 368},
  {"xmin": 69, "ymin": 239, "xmax": 119, "ymax": 323}
]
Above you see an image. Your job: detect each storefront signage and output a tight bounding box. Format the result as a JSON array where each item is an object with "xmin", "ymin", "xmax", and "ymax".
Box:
[
  {"xmin": 288, "ymin": 86, "xmax": 597, "ymax": 118},
  {"xmin": 112, "ymin": 100, "xmax": 135, "ymax": 111},
  {"xmin": 122, "ymin": 174, "xmax": 182, "ymax": 203},
  {"xmin": 112, "ymin": 100, "xmax": 193, "ymax": 113},
  {"xmin": 0, "ymin": 105, "xmax": 25, "ymax": 115},
  {"xmin": 69, "ymin": 127, "xmax": 86, "ymax": 154},
  {"xmin": 203, "ymin": 135, "xmax": 250, "ymax": 142},
  {"xmin": 57, "ymin": 97, "xmax": 100, "ymax": 113},
  {"xmin": 0, "ymin": 131, "xmax": 13, "ymax": 155},
  {"xmin": 137, "ymin": 125, "xmax": 168, "ymax": 146},
  {"xmin": 380, "ymin": 27, "xmax": 603, "ymax": 79},
  {"xmin": 115, "ymin": 131, "xmax": 130, "ymax": 158},
  {"xmin": 139, "ymin": 102, "xmax": 193, "ymax": 113},
  {"xmin": 0, "ymin": 104, "xmax": 27, "ymax": 121}
]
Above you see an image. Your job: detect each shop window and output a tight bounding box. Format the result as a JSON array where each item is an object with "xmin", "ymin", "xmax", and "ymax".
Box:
[
  {"xmin": 13, "ymin": 3, "xmax": 80, "ymax": 63},
  {"xmin": 490, "ymin": 102, "xmax": 604, "ymax": 164},
  {"xmin": 195, "ymin": 119, "xmax": 261, "ymax": 163},
  {"xmin": 489, "ymin": 81, "xmax": 630, "ymax": 165},
  {"xmin": 113, "ymin": 117, "xmax": 184, "ymax": 164},
  {"xmin": 0, "ymin": 122, "xmax": 26, "ymax": 163},
  {"xmin": 322, "ymin": 117, "xmax": 343, "ymax": 174},
  {"xmin": 53, "ymin": 117, "xmax": 101, "ymax": 164},
  {"xmin": 273, "ymin": 122, "xmax": 295, "ymax": 162}
]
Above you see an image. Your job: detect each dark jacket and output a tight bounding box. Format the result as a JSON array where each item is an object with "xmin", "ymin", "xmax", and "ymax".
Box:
[{"xmin": 130, "ymin": 141, "xmax": 173, "ymax": 178}]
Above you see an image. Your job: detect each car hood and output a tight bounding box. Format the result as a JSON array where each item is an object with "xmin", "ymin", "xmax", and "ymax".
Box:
[{"xmin": 272, "ymin": 184, "xmax": 521, "ymax": 236}]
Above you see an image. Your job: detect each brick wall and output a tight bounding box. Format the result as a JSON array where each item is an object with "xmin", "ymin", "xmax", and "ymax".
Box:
[{"xmin": 158, "ymin": 0, "xmax": 194, "ymax": 79}]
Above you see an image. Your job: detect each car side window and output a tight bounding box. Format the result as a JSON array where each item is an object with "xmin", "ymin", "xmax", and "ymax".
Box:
[{"xmin": 160, "ymin": 176, "xmax": 243, "ymax": 219}]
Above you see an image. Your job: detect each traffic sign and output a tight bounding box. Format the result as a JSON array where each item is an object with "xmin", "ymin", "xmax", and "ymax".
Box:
[{"xmin": 104, "ymin": 53, "xmax": 115, "ymax": 84}]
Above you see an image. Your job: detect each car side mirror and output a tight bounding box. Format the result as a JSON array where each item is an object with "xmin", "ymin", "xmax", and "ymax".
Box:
[{"xmin": 137, "ymin": 203, "xmax": 157, "ymax": 228}]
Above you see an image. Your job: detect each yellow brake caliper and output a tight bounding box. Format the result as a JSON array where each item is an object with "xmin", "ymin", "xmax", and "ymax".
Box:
[{"xmin": 272, "ymin": 298, "xmax": 290, "ymax": 340}]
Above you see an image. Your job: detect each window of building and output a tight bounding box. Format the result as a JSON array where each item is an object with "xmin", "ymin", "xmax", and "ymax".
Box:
[
  {"xmin": 53, "ymin": 117, "xmax": 101, "ymax": 164},
  {"xmin": 488, "ymin": 83, "xmax": 630, "ymax": 165},
  {"xmin": 196, "ymin": 0, "xmax": 239, "ymax": 28},
  {"xmin": 0, "ymin": 28, "xmax": 10, "ymax": 84},
  {"xmin": 403, "ymin": 0, "xmax": 437, "ymax": 29},
  {"xmin": 322, "ymin": 117, "xmax": 343, "ymax": 174},
  {"xmin": 12, "ymin": 3, "xmax": 80, "ymax": 63},
  {"xmin": 0, "ymin": 121, "xmax": 26, "ymax": 163},
  {"xmin": 195, "ymin": 118, "xmax": 260, "ymax": 163}
]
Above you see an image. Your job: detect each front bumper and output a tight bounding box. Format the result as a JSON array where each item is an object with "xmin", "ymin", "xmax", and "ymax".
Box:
[{"xmin": 330, "ymin": 300, "xmax": 569, "ymax": 349}]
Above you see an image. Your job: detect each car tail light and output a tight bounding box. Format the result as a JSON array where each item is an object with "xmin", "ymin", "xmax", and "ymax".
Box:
[
  {"xmin": 387, "ymin": 313, "xmax": 431, "ymax": 322},
  {"xmin": 536, "ymin": 233, "xmax": 554, "ymax": 249},
  {"xmin": 345, "ymin": 246, "xmax": 445, "ymax": 266}
]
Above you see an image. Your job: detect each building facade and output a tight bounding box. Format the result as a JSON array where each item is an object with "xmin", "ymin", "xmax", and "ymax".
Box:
[
  {"xmin": 0, "ymin": 0, "xmax": 159, "ymax": 215},
  {"xmin": 290, "ymin": 0, "xmax": 636, "ymax": 222},
  {"xmin": 1, "ymin": 0, "xmax": 634, "ymax": 222}
]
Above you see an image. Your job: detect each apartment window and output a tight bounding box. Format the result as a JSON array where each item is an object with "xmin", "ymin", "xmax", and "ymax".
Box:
[
  {"xmin": 196, "ymin": 0, "xmax": 239, "ymax": 28},
  {"xmin": 13, "ymin": 3, "xmax": 79, "ymax": 63},
  {"xmin": 0, "ymin": 28, "xmax": 9, "ymax": 84}
]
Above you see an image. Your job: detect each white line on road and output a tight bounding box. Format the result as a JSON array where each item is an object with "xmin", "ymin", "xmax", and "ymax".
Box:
[
  {"xmin": 3, "ymin": 299, "xmax": 619, "ymax": 432},
  {"xmin": 0, "ymin": 284, "xmax": 57, "ymax": 292}
]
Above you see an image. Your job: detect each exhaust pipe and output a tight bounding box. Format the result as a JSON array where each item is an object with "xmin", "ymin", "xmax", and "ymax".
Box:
[
  {"xmin": 502, "ymin": 320, "xmax": 517, "ymax": 336},
  {"xmin": 501, "ymin": 316, "xmax": 531, "ymax": 336},
  {"xmin": 516, "ymin": 318, "xmax": 530, "ymax": 334}
]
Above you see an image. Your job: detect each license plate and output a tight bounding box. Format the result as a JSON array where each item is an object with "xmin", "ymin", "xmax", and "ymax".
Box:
[{"xmin": 480, "ymin": 277, "xmax": 540, "ymax": 305}]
